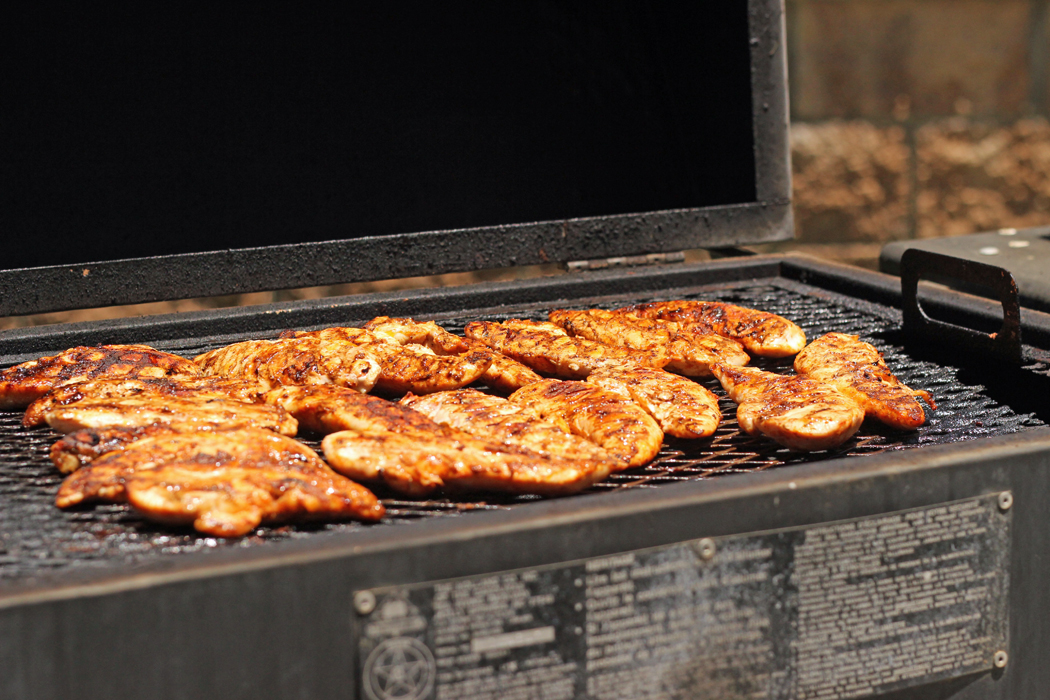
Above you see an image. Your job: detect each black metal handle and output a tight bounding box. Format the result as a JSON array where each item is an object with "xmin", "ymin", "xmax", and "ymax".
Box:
[{"xmin": 900, "ymin": 249, "xmax": 1022, "ymax": 362}]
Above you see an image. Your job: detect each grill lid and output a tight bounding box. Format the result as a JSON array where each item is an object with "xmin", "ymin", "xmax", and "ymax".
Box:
[{"xmin": 0, "ymin": 0, "xmax": 791, "ymax": 317}]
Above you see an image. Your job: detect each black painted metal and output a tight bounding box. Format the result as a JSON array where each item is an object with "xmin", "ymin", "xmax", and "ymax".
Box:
[
  {"xmin": 0, "ymin": 0, "xmax": 793, "ymax": 318},
  {"xmin": 901, "ymin": 249, "xmax": 1024, "ymax": 363}
]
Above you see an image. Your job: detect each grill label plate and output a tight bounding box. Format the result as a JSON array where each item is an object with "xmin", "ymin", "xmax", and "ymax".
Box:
[{"xmin": 355, "ymin": 494, "xmax": 1010, "ymax": 700}]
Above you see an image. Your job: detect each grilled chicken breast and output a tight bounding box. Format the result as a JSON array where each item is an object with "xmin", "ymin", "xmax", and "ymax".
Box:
[
  {"xmin": 42, "ymin": 395, "xmax": 298, "ymax": 436},
  {"xmin": 57, "ymin": 428, "xmax": 384, "ymax": 537},
  {"xmin": 0, "ymin": 345, "xmax": 201, "ymax": 410},
  {"xmin": 195, "ymin": 337, "xmax": 381, "ymax": 393},
  {"xmin": 24, "ymin": 376, "xmax": 266, "ymax": 428},
  {"xmin": 794, "ymin": 333, "xmax": 935, "ymax": 430},
  {"xmin": 264, "ymin": 384, "xmax": 462, "ymax": 438},
  {"xmin": 323, "ymin": 429, "xmax": 612, "ymax": 496},
  {"xmin": 125, "ymin": 461, "xmax": 383, "ymax": 538},
  {"xmin": 586, "ymin": 367, "xmax": 721, "ymax": 439},
  {"xmin": 365, "ymin": 317, "xmax": 541, "ymax": 392},
  {"xmin": 50, "ymin": 424, "xmax": 184, "ymax": 473},
  {"xmin": 619, "ymin": 301, "xmax": 807, "ymax": 358},
  {"xmin": 711, "ymin": 364, "xmax": 864, "ymax": 450},
  {"xmin": 509, "ymin": 379, "xmax": 663, "ymax": 466},
  {"xmin": 266, "ymin": 384, "xmax": 614, "ymax": 496},
  {"xmin": 549, "ymin": 308, "xmax": 748, "ymax": 377},
  {"xmin": 401, "ymin": 388, "xmax": 620, "ymax": 465},
  {"xmin": 465, "ymin": 320, "xmax": 669, "ymax": 379},
  {"xmin": 281, "ymin": 327, "xmax": 492, "ymax": 395}
]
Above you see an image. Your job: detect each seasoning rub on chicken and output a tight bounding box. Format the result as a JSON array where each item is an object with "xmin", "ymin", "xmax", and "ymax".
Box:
[
  {"xmin": 195, "ymin": 337, "xmax": 381, "ymax": 393},
  {"xmin": 263, "ymin": 384, "xmax": 461, "ymax": 437},
  {"xmin": 323, "ymin": 429, "xmax": 616, "ymax": 497},
  {"xmin": 40, "ymin": 394, "xmax": 298, "ymax": 436},
  {"xmin": 794, "ymin": 333, "xmax": 935, "ymax": 430},
  {"xmin": 711, "ymin": 364, "xmax": 864, "ymax": 451},
  {"xmin": 585, "ymin": 366, "xmax": 722, "ymax": 439},
  {"xmin": 51, "ymin": 424, "xmax": 184, "ymax": 474},
  {"xmin": 365, "ymin": 316, "xmax": 542, "ymax": 392},
  {"xmin": 465, "ymin": 319, "xmax": 669, "ymax": 379},
  {"xmin": 401, "ymin": 388, "xmax": 620, "ymax": 465},
  {"xmin": 0, "ymin": 345, "xmax": 202, "ymax": 410},
  {"xmin": 269, "ymin": 384, "xmax": 616, "ymax": 496},
  {"xmin": 618, "ymin": 301, "xmax": 807, "ymax": 358},
  {"xmin": 56, "ymin": 428, "xmax": 384, "ymax": 537},
  {"xmin": 549, "ymin": 308, "xmax": 748, "ymax": 377},
  {"xmin": 280, "ymin": 327, "xmax": 492, "ymax": 395},
  {"xmin": 23, "ymin": 376, "xmax": 267, "ymax": 428},
  {"xmin": 509, "ymin": 379, "xmax": 664, "ymax": 466}
]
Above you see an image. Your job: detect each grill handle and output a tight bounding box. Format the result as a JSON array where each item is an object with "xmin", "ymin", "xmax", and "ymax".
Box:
[{"xmin": 900, "ymin": 249, "xmax": 1022, "ymax": 362}]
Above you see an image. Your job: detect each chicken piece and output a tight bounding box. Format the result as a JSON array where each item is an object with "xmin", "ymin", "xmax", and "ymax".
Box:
[
  {"xmin": 50, "ymin": 424, "xmax": 184, "ymax": 473},
  {"xmin": 548, "ymin": 308, "xmax": 748, "ymax": 377},
  {"xmin": 793, "ymin": 333, "xmax": 935, "ymax": 430},
  {"xmin": 323, "ymin": 429, "xmax": 612, "ymax": 496},
  {"xmin": 24, "ymin": 376, "xmax": 266, "ymax": 428},
  {"xmin": 54, "ymin": 423, "xmax": 336, "ymax": 505},
  {"xmin": 57, "ymin": 428, "xmax": 384, "ymax": 537},
  {"xmin": 264, "ymin": 384, "xmax": 463, "ymax": 438},
  {"xmin": 619, "ymin": 301, "xmax": 806, "ymax": 358},
  {"xmin": 402, "ymin": 388, "xmax": 621, "ymax": 465},
  {"xmin": 464, "ymin": 320, "xmax": 669, "ymax": 379},
  {"xmin": 499, "ymin": 319, "xmax": 570, "ymax": 336},
  {"xmin": 42, "ymin": 395, "xmax": 298, "ymax": 436},
  {"xmin": 0, "ymin": 345, "xmax": 201, "ymax": 410},
  {"xmin": 711, "ymin": 364, "xmax": 864, "ymax": 451},
  {"xmin": 365, "ymin": 316, "xmax": 541, "ymax": 392},
  {"xmin": 509, "ymin": 379, "xmax": 663, "ymax": 466},
  {"xmin": 280, "ymin": 327, "xmax": 492, "ymax": 395},
  {"xmin": 125, "ymin": 462, "xmax": 383, "ymax": 538},
  {"xmin": 194, "ymin": 337, "xmax": 381, "ymax": 393},
  {"xmin": 586, "ymin": 367, "xmax": 721, "ymax": 439}
]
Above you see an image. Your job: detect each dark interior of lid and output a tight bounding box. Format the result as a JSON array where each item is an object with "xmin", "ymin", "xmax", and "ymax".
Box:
[{"xmin": 4, "ymin": 3, "xmax": 756, "ymax": 269}]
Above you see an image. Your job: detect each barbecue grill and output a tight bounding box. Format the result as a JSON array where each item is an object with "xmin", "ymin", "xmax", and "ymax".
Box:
[{"xmin": 3, "ymin": 3, "xmax": 1050, "ymax": 699}]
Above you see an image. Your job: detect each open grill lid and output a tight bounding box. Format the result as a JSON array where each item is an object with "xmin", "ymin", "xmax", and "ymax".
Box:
[{"xmin": 0, "ymin": 0, "xmax": 790, "ymax": 318}]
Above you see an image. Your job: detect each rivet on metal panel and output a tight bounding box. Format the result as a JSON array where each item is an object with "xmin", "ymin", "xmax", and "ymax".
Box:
[
  {"xmin": 994, "ymin": 650, "xmax": 1009, "ymax": 668},
  {"xmin": 695, "ymin": 538, "xmax": 717, "ymax": 561},
  {"xmin": 353, "ymin": 590, "xmax": 377, "ymax": 616},
  {"xmin": 998, "ymin": 492, "xmax": 1013, "ymax": 511}
]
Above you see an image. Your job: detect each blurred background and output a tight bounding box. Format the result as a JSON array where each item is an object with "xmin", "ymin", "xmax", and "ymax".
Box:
[
  {"xmin": 3, "ymin": 0, "xmax": 1048, "ymax": 329},
  {"xmin": 754, "ymin": 0, "xmax": 1050, "ymax": 267}
]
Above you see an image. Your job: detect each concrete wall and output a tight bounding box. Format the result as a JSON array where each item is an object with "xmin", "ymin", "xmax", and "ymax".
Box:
[{"xmin": 783, "ymin": 0, "xmax": 1050, "ymax": 260}]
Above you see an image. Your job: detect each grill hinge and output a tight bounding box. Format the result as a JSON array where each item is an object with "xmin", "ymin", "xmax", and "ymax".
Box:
[{"xmin": 564, "ymin": 251, "xmax": 685, "ymax": 272}]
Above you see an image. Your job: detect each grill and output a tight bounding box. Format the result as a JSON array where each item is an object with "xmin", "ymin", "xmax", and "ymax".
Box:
[
  {"xmin": 2, "ymin": 276, "xmax": 1046, "ymax": 588},
  {"xmin": 3, "ymin": 257, "xmax": 1050, "ymax": 700}
]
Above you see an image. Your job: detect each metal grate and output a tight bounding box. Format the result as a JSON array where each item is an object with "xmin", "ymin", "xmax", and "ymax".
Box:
[{"xmin": 0, "ymin": 281, "xmax": 1045, "ymax": 585}]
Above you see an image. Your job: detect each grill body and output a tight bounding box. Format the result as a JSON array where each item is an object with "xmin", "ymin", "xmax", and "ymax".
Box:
[{"xmin": 2, "ymin": 255, "xmax": 1049, "ymax": 699}]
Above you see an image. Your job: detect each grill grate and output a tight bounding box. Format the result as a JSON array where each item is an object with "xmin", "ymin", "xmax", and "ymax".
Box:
[{"xmin": 0, "ymin": 281, "xmax": 1045, "ymax": 585}]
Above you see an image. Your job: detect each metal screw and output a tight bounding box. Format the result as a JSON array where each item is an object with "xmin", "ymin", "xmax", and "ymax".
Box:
[
  {"xmin": 353, "ymin": 590, "xmax": 377, "ymax": 616},
  {"xmin": 696, "ymin": 538, "xmax": 717, "ymax": 561},
  {"xmin": 993, "ymin": 650, "xmax": 1008, "ymax": 669},
  {"xmin": 998, "ymin": 492, "xmax": 1013, "ymax": 512}
]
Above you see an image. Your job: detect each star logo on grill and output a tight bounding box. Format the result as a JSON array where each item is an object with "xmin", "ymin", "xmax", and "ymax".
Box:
[{"xmin": 363, "ymin": 637, "xmax": 436, "ymax": 700}]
